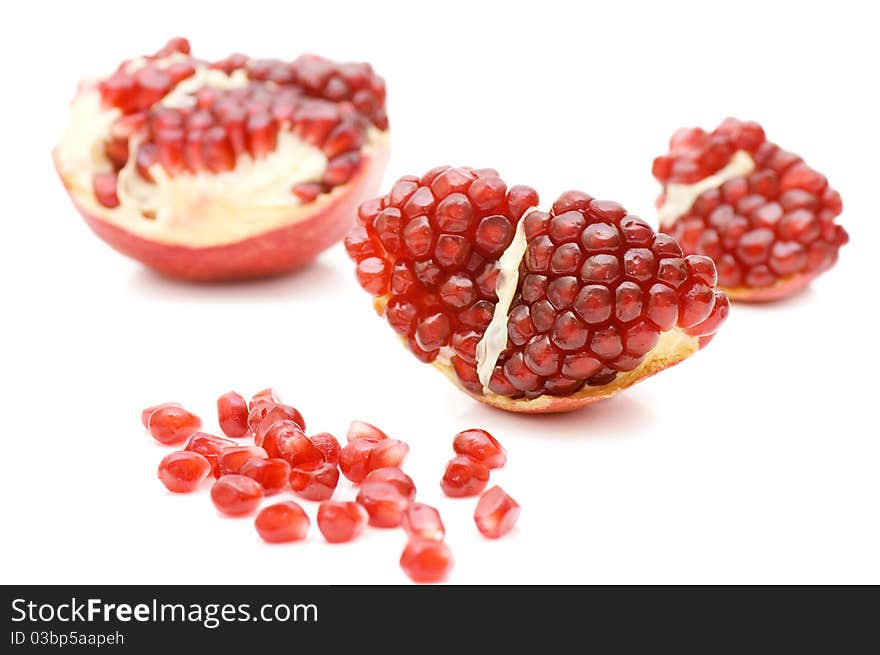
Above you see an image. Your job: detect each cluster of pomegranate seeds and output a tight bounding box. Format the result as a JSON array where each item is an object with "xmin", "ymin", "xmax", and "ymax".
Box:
[
  {"xmin": 654, "ymin": 118, "xmax": 848, "ymax": 295},
  {"xmin": 145, "ymin": 392, "xmax": 520, "ymax": 582},
  {"xmin": 346, "ymin": 167, "xmax": 729, "ymax": 401},
  {"xmin": 92, "ymin": 38, "xmax": 387, "ymax": 209}
]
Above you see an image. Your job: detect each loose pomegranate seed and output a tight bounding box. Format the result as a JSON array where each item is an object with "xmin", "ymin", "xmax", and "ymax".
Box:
[
  {"xmin": 157, "ymin": 451, "xmax": 211, "ymax": 493},
  {"xmin": 278, "ymin": 429, "xmax": 325, "ymax": 470},
  {"xmin": 402, "ymin": 504, "xmax": 445, "ymax": 541},
  {"xmin": 356, "ymin": 481, "xmax": 411, "ymax": 528},
  {"xmin": 93, "ymin": 172, "xmax": 120, "ymax": 208},
  {"xmin": 249, "ymin": 388, "xmax": 281, "ymax": 410},
  {"xmin": 217, "ymin": 391, "xmax": 249, "ymax": 438},
  {"xmin": 474, "ymin": 486, "xmax": 521, "ymax": 538},
  {"xmin": 400, "ymin": 540, "xmax": 454, "ymax": 584},
  {"xmin": 217, "ymin": 446, "xmax": 268, "ymax": 477},
  {"xmin": 239, "ymin": 457, "xmax": 290, "ymax": 494},
  {"xmin": 141, "ymin": 402, "xmax": 181, "ymax": 428},
  {"xmin": 361, "ymin": 467, "xmax": 416, "ymax": 501},
  {"xmin": 309, "ymin": 432, "xmax": 340, "ymax": 464},
  {"xmin": 452, "ymin": 429, "xmax": 506, "ymax": 468},
  {"xmin": 147, "ymin": 405, "xmax": 202, "ymax": 445},
  {"xmin": 369, "ymin": 439, "xmax": 410, "ymax": 469},
  {"xmin": 289, "ymin": 462, "xmax": 339, "ymax": 501},
  {"xmin": 254, "ymin": 501, "xmax": 309, "ymax": 543},
  {"xmin": 338, "ymin": 439, "xmax": 375, "ymax": 483},
  {"xmin": 211, "ymin": 475, "xmax": 264, "ymax": 516},
  {"xmin": 441, "ymin": 455, "xmax": 490, "ymax": 498},
  {"xmin": 183, "ymin": 432, "xmax": 236, "ymax": 475},
  {"xmin": 258, "ymin": 419, "xmax": 303, "ymax": 458},
  {"xmin": 347, "ymin": 420, "xmax": 387, "ymax": 442},
  {"xmin": 254, "ymin": 404, "xmax": 307, "ymax": 443},
  {"xmin": 317, "ymin": 501, "xmax": 368, "ymax": 543}
]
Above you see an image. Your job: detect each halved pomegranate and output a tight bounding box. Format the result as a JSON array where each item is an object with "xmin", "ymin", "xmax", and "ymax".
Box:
[
  {"xmin": 345, "ymin": 167, "xmax": 729, "ymax": 413},
  {"xmin": 54, "ymin": 38, "xmax": 390, "ymax": 281},
  {"xmin": 653, "ymin": 118, "xmax": 847, "ymax": 301}
]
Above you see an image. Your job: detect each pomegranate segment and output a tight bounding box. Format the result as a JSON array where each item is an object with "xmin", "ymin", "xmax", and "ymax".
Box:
[
  {"xmin": 147, "ymin": 405, "xmax": 202, "ymax": 445},
  {"xmin": 217, "ymin": 391, "xmax": 249, "ymax": 437},
  {"xmin": 317, "ymin": 501, "xmax": 368, "ymax": 543},
  {"xmin": 356, "ymin": 481, "xmax": 411, "ymax": 528},
  {"xmin": 55, "ymin": 39, "xmax": 390, "ymax": 281},
  {"xmin": 289, "ymin": 462, "xmax": 340, "ymax": 501},
  {"xmin": 255, "ymin": 501, "xmax": 310, "ymax": 543},
  {"xmin": 474, "ymin": 486, "xmax": 520, "ymax": 539},
  {"xmin": 211, "ymin": 474, "xmax": 264, "ymax": 516},
  {"xmin": 158, "ymin": 451, "xmax": 211, "ymax": 493},
  {"xmin": 654, "ymin": 118, "xmax": 847, "ymax": 301},
  {"xmin": 402, "ymin": 504, "xmax": 445, "ymax": 541},
  {"xmin": 239, "ymin": 457, "xmax": 291, "ymax": 494},
  {"xmin": 346, "ymin": 167, "xmax": 729, "ymax": 413},
  {"xmin": 441, "ymin": 455, "xmax": 490, "ymax": 498},
  {"xmin": 400, "ymin": 540, "xmax": 454, "ymax": 584},
  {"xmin": 452, "ymin": 429, "xmax": 506, "ymax": 468}
]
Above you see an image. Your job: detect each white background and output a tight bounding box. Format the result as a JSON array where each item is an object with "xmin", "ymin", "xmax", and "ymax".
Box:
[{"xmin": 1, "ymin": 0, "xmax": 878, "ymax": 584}]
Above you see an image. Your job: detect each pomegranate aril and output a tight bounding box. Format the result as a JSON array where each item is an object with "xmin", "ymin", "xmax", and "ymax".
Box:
[
  {"xmin": 400, "ymin": 540, "xmax": 454, "ymax": 584},
  {"xmin": 203, "ymin": 126, "xmax": 236, "ymax": 173},
  {"xmin": 362, "ymin": 467, "xmax": 416, "ymax": 501},
  {"xmin": 317, "ymin": 501, "xmax": 368, "ymax": 543},
  {"xmin": 217, "ymin": 391, "xmax": 249, "ymax": 438},
  {"xmin": 347, "ymin": 420, "xmax": 387, "ymax": 442},
  {"xmin": 474, "ymin": 486, "xmax": 520, "ymax": 538},
  {"xmin": 309, "ymin": 432, "xmax": 340, "ymax": 464},
  {"xmin": 239, "ymin": 457, "xmax": 290, "ymax": 494},
  {"xmin": 289, "ymin": 462, "xmax": 339, "ymax": 501},
  {"xmin": 338, "ymin": 439, "xmax": 374, "ymax": 483},
  {"xmin": 441, "ymin": 455, "xmax": 490, "ymax": 498},
  {"xmin": 158, "ymin": 451, "xmax": 211, "ymax": 493},
  {"xmin": 141, "ymin": 402, "xmax": 181, "ymax": 428},
  {"xmin": 93, "ymin": 172, "xmax": 120, "ymax": 208},
  {"xmin": 258, "ymin": 419, "xmax": 302, "ymax": 459},
  {"xmin": 255, "ymin": 501, "xmax": 309, "ymax": 543},
  {"xmin": 211, "ymin": 475, "xmax": 264, "ymax": 516},
  {"xmin": 369, "ymin": 439, "xmax": 409, "ymax": 469},
  {"xmin": 184, "ymin": 431, "xmax": 237, "ymax": 475},
  {"xmin": 452, "ymin": 429, "xmax": 506, "ymax": 469},
  {"xmin": 147, "ymin": 405, "xmax": 202, "ymax": 445},
  {"xmin": 402, "ymin": 504, "xmax": 445, "ymax": 541},
  {"xmin": 255, "ymin": 404, "xmax": 306, "ymax": 442},
  {"xmin": 356, "ymin": 481, "xmax": 410, "ymax": 528},
  {"xmin": 217, "ymin": 446, "xmax": 268, "ymax": 477},
  {"xmin": 324, "ymin": 151, "xmax": 361, "ymax": 186},
  {"xmin": 246, "ymin": 112, "xmax": 278, "ymax": 159},
  {"xmin": 278, "ymin": 429, "xmax": 325, "ymax": 470}
]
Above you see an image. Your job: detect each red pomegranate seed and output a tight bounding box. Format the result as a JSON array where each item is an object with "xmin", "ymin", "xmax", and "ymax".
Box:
[
  {"xmin": 250, "ymin": 388, "xmax": 281, "ymax": 410},
  {"xmin": 338, "ymin": 439, "xmax": 374, "ymax": 483},
  {"xmin": 183, "ymin": 431, "xmax": 236, "ymax": 475},
  {"xmin": 211, "ymin": 475, "xmax": 264, "ymax": 516},
  {"xmin": 278, "ymin": 429, "xmax": 325, "ymax": 470},
  {"xmin": 441, "ymin": 455, "xmax": 490, "ymax": 498},
  {"xmin": 474, "ymin": 486, "xmax": 520, "ymax": 539},
  {"xmin": 347, "ymin": 420, "xmax": 387, "ymax": 442},
  {"xmin": 217, "ymin": 391, "xmax": 249, "ymax": 438},
  {"xmin": 402, "ymin": 504, "xmax": 445, "ymax": 541},
  {"xmin": 369, "ymin": 439, "xmax": 410, "ymax": 469},
  {"xmin": 258, "ymin": 419, "xmax": 303, "ymax": 459},
  {"xmin": 362, "ymin": 467, "xmax": 416, "ymax": 501},
  {"xmin": 254, "ymin": 404, "xmax": 306, "ymax": 442},
  {"xmin": 293, "ymin": 433, "xmax": 333, "ymax": 469},
  {"xmin": 141, "ymin": 402, "xmax": 181, "ymax": 428},
  {"xmin": 292, "ymin": 182, "xmax": 325, "ymax": 202},
  {"xmin": 400, "ymin": 540, "xmax": 453, "ymax": 584},
  {"xmin": 93, "ymin": 172, "xmax": 120, "ymax": 208},
  {"xmin": 246, "ymin": 112, "xmax": 278, "ymax": 159},
  {"xmin": 317, "ymin": 501, "xmax": 368, "ymax": 543},
  {"xmin": 453, "ymin": 429, "xmax": 507, "ymax": 469},
  {"xmin": 239, "ymin": 457, "xmax": 290, "ymax": 494},
  {"xmin": 147, "ymin": 405, "xmax": 202, "ymax": 445},
  {"xmin": 289, "ymin": 462, "xmax": 339, "ymax": 501},
  {"xmin": 157, "ymin": 451, "xmax": 211, "ymax": 493},
  {"xmin": 217, "ymin": 446, "xmax": 268, "ymax": 477},
  {"xmin": 254, "ymin": 501, "xmax": 309, "ymax": 543},
  {"xmin": 356, "ymin": 481, "xmax": 410, "ymax": 528},
  {"xmin": 203, "ymin": 125, "xmax": 236, "ymax": 173}
]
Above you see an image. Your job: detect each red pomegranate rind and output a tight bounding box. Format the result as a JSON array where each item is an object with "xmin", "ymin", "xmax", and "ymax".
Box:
[
  {"xmin": 654, "ymin": 118, "xmax": 847, "ymax": 301},
  {"xmin": 402, "ymin": 504, "xmax": 445, "ymax": 541},
  {"xmin": 474, "ymin": 486, "xmax": 520, "ymax": 539},
  {"xmin": 54, "ymin": 39, "xmax": 390, "ymax": 281},
  {"xmin": 317, "ymin": 501, "xmax": 368, "ymax": 543},
  {"xmin": 452, "ymin": 429, "xmax": 506, "ymax": 469},
  {"xmin": 217, "ymin": 391, "xmax": 249, "ymax": 437},
  {"xmin": 158, "ymin": 451, "xmax": 211, "ymax": 493},
  {"xmin": 289, "ymin": 462, "xmax": 340, "ymax": 501},
  {"xmin": 346, "ymin": 167, "xmax": 729, "ymax": 413},
  {"xmin": 255, "ymin": 501, "xmax": 310, "ymax": 543},
  {"xmin": 400, "ymin": 540, "xmax": 454, "ymax": 584}
]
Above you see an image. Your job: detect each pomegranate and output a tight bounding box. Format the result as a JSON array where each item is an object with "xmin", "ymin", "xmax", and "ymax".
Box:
[
  {"xmin": 653, "ymin": 118, "xmax": 848, "ymax": 301},
  {"xmin": 345, "ymin": 167, "xmax": 729, "ymax": 413},
  {"xmin": 54, "ymin": 38, "xmax": 390, "ymax": 281}
]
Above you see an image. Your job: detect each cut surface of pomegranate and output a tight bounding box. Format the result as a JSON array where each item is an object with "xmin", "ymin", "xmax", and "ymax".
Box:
[
  {"xmin": 653, "ymin": 118, "xmax": 847, "ymax": 301},
  {"xmin": 54, "ymin": 38, "xmax": 390, "ymax": 281},
  {"xmin": 346, "ymin": 167, "xmax": 729, "ymax": 413}
]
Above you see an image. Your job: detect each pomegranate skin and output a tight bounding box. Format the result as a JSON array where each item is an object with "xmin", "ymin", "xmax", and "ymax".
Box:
[{"xmin": 54, "ymin": 140, "xmax": 388, "ymax": 281}]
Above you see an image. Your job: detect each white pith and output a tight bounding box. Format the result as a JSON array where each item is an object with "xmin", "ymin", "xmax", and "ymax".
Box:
[
  {"xmin": 657, "ymin": 150, "xmax": 755, "ymax": 228},
  {"xmin": 54, "ymin": 61, "xmax": 382, "ymax": 248}
]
